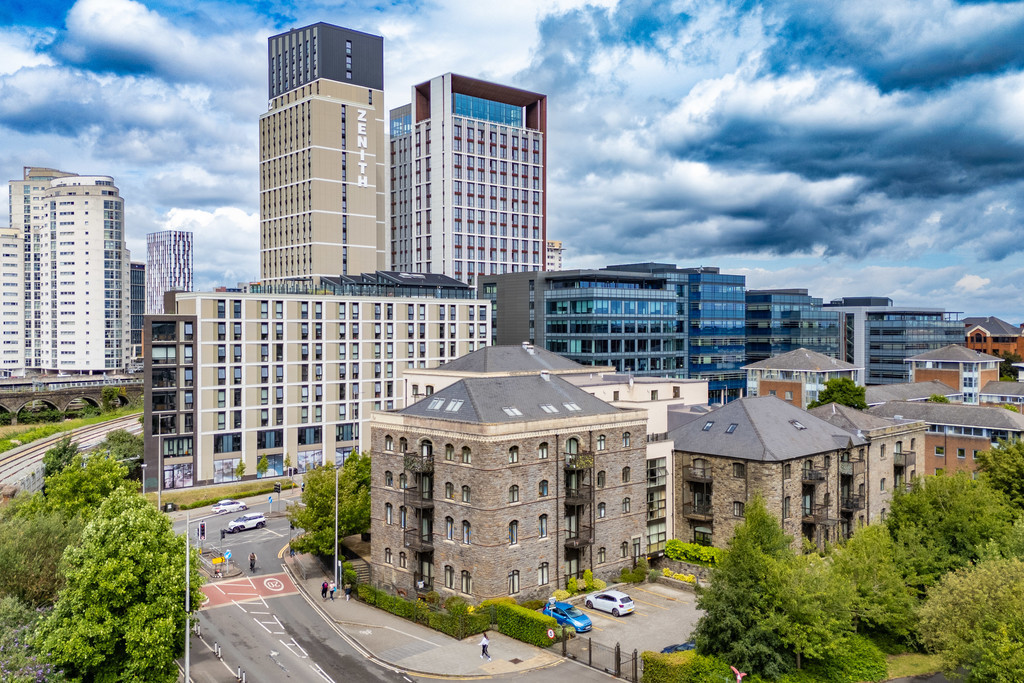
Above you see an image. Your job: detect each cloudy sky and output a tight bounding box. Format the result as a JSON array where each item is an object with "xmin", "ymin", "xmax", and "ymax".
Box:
[{"xmin": 2, "ymin": 0, "xmax": 1023, "ymax": 321}]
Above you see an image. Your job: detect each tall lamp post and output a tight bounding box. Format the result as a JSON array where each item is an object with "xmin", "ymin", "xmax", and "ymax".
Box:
[
  {"xmin": 140, "ymin": 463, "xmax": 147, "ymax": 497},
  {"xmin": 334, "ymin": 464, "xmax": 339, "ymax": 587}
]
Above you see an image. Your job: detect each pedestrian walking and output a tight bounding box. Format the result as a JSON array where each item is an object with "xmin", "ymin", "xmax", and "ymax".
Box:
[
  {"xmin": 479, "ymin": 632, "xmax": 491, "ymax": 661},
  {"xmin": 344, "ymin": 583, "xmax": 352, "ymax": 601},
  {"xmin": 249, "ymin": 552, "xmax": 257, "ymax": 573},
  {"xmin": 329, "ymin": 581, "xmax": 337, "ymax": 601},
  {"xmin": 321, "ymin": 580, "xmax": 329, "ymax": 600}
]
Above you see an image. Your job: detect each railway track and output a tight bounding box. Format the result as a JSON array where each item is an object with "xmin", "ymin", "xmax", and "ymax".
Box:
[{"xmin": 0, "ymin": 413, "xmax": 143, "ymax": 487}]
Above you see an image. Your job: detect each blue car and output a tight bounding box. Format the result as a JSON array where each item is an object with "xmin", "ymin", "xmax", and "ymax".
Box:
[
  {"xmin": 661, "ymin": 641, "xmax": 696, "ymax": 654},
  {"xmin": 543, "ymin": 601, "xmax": 593, "ymax": 633}
]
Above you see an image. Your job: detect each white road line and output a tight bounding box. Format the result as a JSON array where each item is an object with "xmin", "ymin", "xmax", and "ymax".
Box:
[
  {"xmin": 282, "ymin": 637, "xmax": 308, "ymax": 658},
  {"xmin": 310, "ymin": 663, "xmax": 336, "ymax": 682}
]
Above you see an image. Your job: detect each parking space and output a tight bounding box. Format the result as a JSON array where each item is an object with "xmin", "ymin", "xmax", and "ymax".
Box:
[{"xmin": 573, "ymin": 582, "xmax": 702, "ymax": 655}]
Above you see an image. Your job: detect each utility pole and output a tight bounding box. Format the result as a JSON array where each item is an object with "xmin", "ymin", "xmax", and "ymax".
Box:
[
  {"xmin": 185, "ymin": 510, "xmax": 190, "ymax": 681},
  {"xmin": 334, "ymin": 464, "xmax": 340, "ymax": 587}
]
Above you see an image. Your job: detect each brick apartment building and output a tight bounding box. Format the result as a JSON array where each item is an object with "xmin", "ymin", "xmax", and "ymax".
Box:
[
  {"xmin": 964, "ymin": 316, "xmax": 1024, "ymax": 357},
  {"xmin": 906, "ymin": 344, "xmax": 999, "ymax": 405},
  {"xmin": 744, "ymin": 347, "xmax": 862, "ymax": 409}
]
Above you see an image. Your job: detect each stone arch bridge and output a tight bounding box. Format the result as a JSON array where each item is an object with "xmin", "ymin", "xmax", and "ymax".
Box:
[{"xmin": 0, "ymin": 379, "xmax": 143, "ymax": 422}]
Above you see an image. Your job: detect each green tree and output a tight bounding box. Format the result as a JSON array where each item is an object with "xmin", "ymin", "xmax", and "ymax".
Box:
[
  {"xmin": 40, "ymin": 489, "xmax": 204, "ymax": 683},
  {"xmin": 977, "ymin": 440, "xmax": 1024, "ymax": 510},
  {"xmin": 257, "ymin": 455, "xmax": 269, "ymax": 478},
  {"xmin": 807, "ymin": 377, "xmax": 867, "ymax": 410},
  {"xmin": 100, "ymin": 386, "xmax": 120, "ymax": 413},
  {"xmin": 42, "ymin": 451, "xmax": 136, "ymax": 520},
  {"xmin": 831, "ymin": 523, "xmax": 916, "ymax": 640},
  {"xmin": 927, "ymin": 393, "xmax": 951, "ymax": 403},
  {"xmin": 289, "ymin": 453, "xmax": 371, "ymax": 556},
  {"xmin": 94, "ymin": 429, "xmax": 144, "ymax": 475},
  {"xmin": 0, "ymin": 510, "xmax": 84, "ymax": 607},
  {"xmin": 692, "ymin": 496, "xmax": 797, "ymax": 678},
  {"xmin": 918, "ymin": 558, "xmax": 1024, "ymax": 682},
  {"xmin": 996, "ymin": 351, "xmax": 1023, "ymax": 381},
  {"xmin": 43, "ymin": 436, "xmax": 80, "ymax": 477},
  {"xmin": 235, "ymin": 459, "xmax": 246, "ymax": 480},
  {"xmin": 283, "ymin": 452, "xmax": 292, "ymax": 475},
  {"xmin": 337, "ymin": 451, "xmax": 371, "ymax": 538},
  {"xmin": 887, "ymin": 473, "xmax": 1014, "ymax": 595}
]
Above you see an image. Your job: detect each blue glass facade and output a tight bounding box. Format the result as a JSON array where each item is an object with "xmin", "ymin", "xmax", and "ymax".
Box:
[
  {"xmin": 452, "ymin": 93, "xmax": 523, "ymax": 128},
  {"xmin": 745, "ymin": 289, "xmax": 840, "ymax": 363}
]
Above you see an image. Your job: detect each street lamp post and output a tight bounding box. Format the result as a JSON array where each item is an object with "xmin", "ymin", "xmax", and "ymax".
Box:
[
  {"xmin": 140, "ymin": 463, "xmax": 147, "ymax": 497},
  {"xmin": 334, "ymin": 464, "xmax": 340, "ymax": 587},
  {"xmin": 185, "ymin": 510, "xmax": 191, "ymax": 682}
]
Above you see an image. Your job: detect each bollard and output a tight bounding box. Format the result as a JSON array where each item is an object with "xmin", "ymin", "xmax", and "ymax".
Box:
[
  {"xmin": 614, "ymin": 642, "xmax": 621, "ymax": 677},
  {"xmin": 241, "ymin": 672, "xmax": 246, "ymax": 683},
  {"xmin": 236, "ymin": 666, "xmax": 241, "ymax": 680}
]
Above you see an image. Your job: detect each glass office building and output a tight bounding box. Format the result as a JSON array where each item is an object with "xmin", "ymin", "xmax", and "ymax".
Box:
[{"xmin": 745, "ymin": 289, "xmax": 840, "ymax": 363}]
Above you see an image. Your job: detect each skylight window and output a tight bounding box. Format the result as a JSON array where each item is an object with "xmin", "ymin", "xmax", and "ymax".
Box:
[
  {"xmin": 726, "ymin": 423, "xmax": 738, "ymax": 434},
  {"xmin": 427, "ymin": 398, "xmax": 445, "ymax": 411},
  {"xmin": 444, "ymin": 399, "xmax": 464, "ymax": 412},
  {"xmin": 539, "ymin": 404, "xmax": 559, "ymax": 413},
  {"xmin": 702, "ymin": 421, "xmax": 714, "ymax": 431},
  {"xmin": 502, "ymin": 406, "xmax": 523, "ymax": 416},
  {"xmin": 563, "ymin": 402, "xmax": 582, "ymax": 412},
  {"xmin": 790, "ymin": 420, "xmax": 807, "ymax": 430}
]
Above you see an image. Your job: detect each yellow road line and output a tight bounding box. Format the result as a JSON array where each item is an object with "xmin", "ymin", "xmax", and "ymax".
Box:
[{"xmin": 631, "ymin": 597, "xmax": 670, "ymax": 611}]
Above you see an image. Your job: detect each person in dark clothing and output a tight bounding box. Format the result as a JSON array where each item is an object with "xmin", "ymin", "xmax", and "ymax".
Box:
[
  {"xmin": 249, "ymin": 552, "xmax": 257, "ymax": 573},
  {"xmin": 321, "ymin": 581, "xmax": 329, "ymax": 600}
]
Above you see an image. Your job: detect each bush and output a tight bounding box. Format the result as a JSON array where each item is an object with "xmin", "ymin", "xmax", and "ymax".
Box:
[
  {"xmin": 341, "ymin": 561, "xmax": 358, "ymax": 587},
  {"xmin": 779, "ymin": 634, "xmax": 887, "ymax": 683},
  {"xmin": 552, "ymin": 589, "xmax": 570, "ymax": 601},
  {"xmin": 567, "ymin": 576, "xmax": 578, "ymax": 594},
  {"xmin": 424, "ymin": 591, "xmax": 441, "ymax": 606},
  {"xmin": 357, "ymin": 585, "xmax": 488, "ymax": 639},
  {"xmin": 641, "ymin": 650, "xmax": 733, "ymax": 683},
  {"xmin": 520, "ymin": 599, "xmax": 546, "ymax": 611},
  {"xmin": 178, "ymin": 481, "xmax": 296, "ymax": 510},
  {"xmin": 664, "ymin": 539, "xmax": 724, "ymax": 566},
  {"xmin": 663, "ymin": 567, "xmax": 673, "ymax": 577},
  {"xmin": 592, "ymin": 578, "xmax": 606, "ymax": 591},
  {"xmin": 620, "ymin": 557, "xmax": 651, "ymax": 583},
  {"xmin": 495, "ymin": 602, "xmax": 558, "ymax": 648},
  {"xmin": 583, "ymin": 569, "xmax": 594, "ymax": 591}
]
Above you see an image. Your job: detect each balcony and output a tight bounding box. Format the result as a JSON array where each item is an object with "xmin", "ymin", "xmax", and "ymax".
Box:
[
  {"xmin": 840, "ymin": 494, "xmax": 864, "ymax": 512},
  {"xmin": 894, "ymin": 451, "xmax": 915, "ymax": 467},
  {"xmin": 403, "ymin": 451, "xmax": 434, "ymax": 473},
  {"xmin": 682, "ymin": 501, "xmax": 713, "ymax": 521},
  {"xmin": 564, "ymin": 524, "xmax": 594, "ymax": 549},
  {"xmin": 564, "ymin": 451, "xmax": 595, "ymax": 470},
  {"xmin": 682, "ymin": 465, "xmax": 712, "ymax": 483},
  {"xmin": 801, "ymin": 468, "xmax": 826, "ymax": 485},
  {"xmin": 404, "ymin": 489, "xmax": 434, "ymax": 509},
  {"xmin": 802, "ymin": 504, "xmax": 837, "ymax": 525},
  {"xmin": 564, "ymin": 484, "xmax": 593, "ymax": 506},
  {"xmin": 403, "ymin": 528, "xmax": 433, "ymax": 552},
  {"xmin": 413, "ymin": 570, "xmax": 433, "ymax": 593}
]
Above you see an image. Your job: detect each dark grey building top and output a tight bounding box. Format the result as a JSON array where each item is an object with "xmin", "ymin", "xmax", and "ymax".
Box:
[
  {"xmin": 865, "ymin": 380, "xmax": 959, "ymax": 406},
  {"xmin": 742, "ymin": 347, "xmax": 858, "ymax": 372},
  {"xmin": 669, "ymin": 396, "xmax": 864, "ymax": 462},
  {"xmin": 867, "ymin": 400, "xmax": 1024, "ymax": 431},
  {"xmin": 906, "ymin": 344, "xmax": 1000, "ymax": 363},
  {"xmin": 437, "ymin": 344, "xmax": 585, "ymax": 374},
  {"xmin": 398, "ymin": 374, "xmax": 620, "ymax": 424},
  {"xmin": 268, "ymin": 22, "xmax": 384, "ymax": 98},
  {"xmin": 809, "ymin": 402, "xmax": 914, "ymax": 433},
  {"xmin": 964, "ymin": 316, "xmax": 1021, "ymax": 336},
  {"xmin": 980, "ymin": 381, "xmax": 1024, "ymax": 397}
]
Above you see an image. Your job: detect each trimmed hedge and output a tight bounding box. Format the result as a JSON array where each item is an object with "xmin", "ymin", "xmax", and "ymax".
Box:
[
  {"xmin": 777, "ymin": 634, "xmax": 888, "ymax": 683},
  {"xmin": 664, "ymin": 539, "xmax": 724, "ymax": 566},
  {"xmin": 178, "ymin": 481, "xmax": 297, "ymax": 510},
  {"xmin": 355, "ymin": 585, "xmax": 488, "ymax": 639},
  {"xmin": 495, "ymin": 602, "xmax": 558, "ymax": 648},
  {"xmin": 641, "ymin": 650, "xmax": 733, "ymax": 683}
]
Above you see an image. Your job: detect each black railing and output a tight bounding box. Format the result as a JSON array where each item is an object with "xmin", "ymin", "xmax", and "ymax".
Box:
[
  {"xmin": 403, "ymin": 528, "xmax": 433, "ymax": 552},
  {"xmin": 894, "ymin": 451, "xmax": 915, "ymax": 467},
  {"xmin": 564, "ymin": 484, "xmax": 593, "ymax": 506},
  {"xmin": 840, "ymin": 494, "xmax": 864, "ymax": 511},
  {"xmin": 802, "ymin": 504, "xmax": 837, "ymax": 525},
  {"xmin": 682, "ymin": 466, "xmax": 712, "ymax": 482},
  {"xmin": 682, "ymin": 501, "xmax": 713, "ymax": 519},
  {"xmin": 564, "ymin": 451, "xmax": 595, "ymax": 470},
  {"xmin": 801, "ymin": 468, "xmax": 826, "ymax": 484},
  {"xmin": 403, "ymin": 451, "xmax": 434, "ymax": 473},
  {"xmin": 564, "ymin": 525, "xmax": 594, "ymax": 549}
]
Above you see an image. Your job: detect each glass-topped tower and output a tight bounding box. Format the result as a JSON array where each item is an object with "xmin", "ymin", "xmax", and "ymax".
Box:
[{"xmin": 390, "ymin": 73, "xmax": 547, "ymax": 285}]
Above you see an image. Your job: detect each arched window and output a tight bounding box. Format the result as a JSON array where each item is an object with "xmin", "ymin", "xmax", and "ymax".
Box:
[
  {"xmin": 508, "ymin": 520, "xmax": 519, "ymax": 545},
  {"xmin": 384, "ymin": 435, "xmax": 394, "ymax": 451},
  {"xmin": 461, "ymin": 446, "xmax": 472, "ymax": 464},
  {"xmin": 538, "ymin": 479, "xmax": 549, "ymax": 496},
  {"xmin": 399, "ymin": 473, "xmax": 407, "ymax": 489},
  {"xmin": 622, "ymin": 497, "xmax": 631, "ymax": 513},
  {"xmin": 399, "ymin": 552, "xmax": 407, "ymax": 569},
  {"xmin": 598, "ymin": 547, "xmax": 607, "ymax": 563},
  {"xmin": 538, "ymin": 562, "xmax": 550, "ymax": 585},
  {"xmin": 508, "ymin": 569, "xmax": 520, "ymax": 594},
  {"xmin": 445, "ymin": 516, "xmax": 454, "ymax": 540},
  {"xmin": 508, "ymin": 446, "xmax": 519, "ymax": 463},
  {"xmin": 462, "ymin": 521, "xmax": 472, "ymax": 544},
  {"xmin": 385, "ymin": 503, "xmax": 393, "ymax": 524},
  {"xmin": 400, "ymin": 506, "xmax": 407, "ymax": 528},
  {"xmin": 461, "ymin": 485, "xmax": 471, "ymax": 503},
  {"xmin": 445, "ymin": 565, "xmax": 454, "ymax": 589},
  {"xmin": 399, "ymin": 437, "xmax": 408, "ymax": 452},
  {"xmin": 538, "ymin": 442, "xmax": 548, "ymax": 459},
  {"xmin": 538, "ymin": 514, "xmax": 548, "ymax": 538},
  {"xmin": 598, "ymin": 502, "xmax": 606, "ymax": 518},
  {"xmin": 385, "ymin": 470, "xmax": 393, "ymax": 487},
  {"xmin": 597, "ymin": 434, "xmax": 606, "ymax": 450},
  {"xmin": 445, "ymin": 443, "xmax": 454, "ymax": 461},
  {"xmin": 421, "ymin": 439, "xmax": 433, "ymax": 457},
  {"xmin": 385, "ymin": 548, "xmax": 393, "ymax": 564},
  {"xmin": 509, "ymin": 485, "xmax": 520, "ymax": 503},
  {"xmin": 461, "ymin": 570, "xmax": 472, "ymax": 594},
  {"xmin": 623, "ymin": 432, "xmax": 631, "ymax": 447},
  {"xmin": 620, "ymin": 541, "xmax": 629, "ymax": 558},
  {"xmin": 566, "ymin": 437, "xmax": 579, "ymax": 454},
  {"xmin": 622, "ymin": 466, "xmax": 631, "ymax": 483},
  {"xmin": 597, "ymin": 470, "xmax": 606, "ymax": 488},
  {"xmin": 445, "ymin": 482, "xmax": 454, "ymax": 499}
]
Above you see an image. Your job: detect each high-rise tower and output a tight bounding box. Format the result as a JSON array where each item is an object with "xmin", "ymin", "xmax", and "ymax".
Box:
[
  {"xmin": 146, "ymin": 230, "xmax": 193, "ymax": 314},
  {"xmin": 259, "ymin": 23, "xmax": 388, "ymax": 282},
  {"xmin": 390, "ymin": 74, "xmax": 547, "ymax": 285}
]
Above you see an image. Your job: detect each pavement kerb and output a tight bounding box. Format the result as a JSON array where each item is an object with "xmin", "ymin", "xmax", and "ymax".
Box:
[{"xmin": 281, "ymin": 555, "xmax": 566, "ymax": 679}]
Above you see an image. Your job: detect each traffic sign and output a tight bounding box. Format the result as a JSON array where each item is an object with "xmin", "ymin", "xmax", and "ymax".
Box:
[
  {"xmin": 224, "ymin": 549, "xmax": 232, "ymax": 560},
  {"xmin": 212, "ymin": 557, "xmax": 224, "ymax": 564},
  {"xmin": 268, "ymin": 495, "xmax": 273, "ymax": 504},
  {"xmin": 547, "ymin": 628, "xmax": 555, "ymax": 639}
]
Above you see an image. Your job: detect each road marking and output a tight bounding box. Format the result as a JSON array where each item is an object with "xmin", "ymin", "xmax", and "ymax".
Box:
[
  {"xmin": 282, "ymin": 637, "xmax": 308, "ymax": 658},
  {"xmin": 264, "ymin": 577, "xmax": 286, "ymax": 592},
  {"xmin": 310, "ymin": 663, "xmax": 336, "ymax": 682},
  {"xmin": 632, "ymin": 597, "xmax": 670, "ymax": 611},
  {"xmin": 254, "ymin": 613, "xmax": 286, "ymax": 635}
]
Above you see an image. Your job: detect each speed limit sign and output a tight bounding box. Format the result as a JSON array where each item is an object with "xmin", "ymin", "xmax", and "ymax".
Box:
[{"xmin": 547, "ymin": 628, "xmax": 555, "ymax": 639}]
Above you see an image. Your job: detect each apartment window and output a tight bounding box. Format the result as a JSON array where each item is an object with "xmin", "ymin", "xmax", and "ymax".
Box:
[
  {"xmin": 462, "ymin": 485, "xmax": 471, "ymax": 503},
  {"xmin": 384, "ymin": 548, "xmax": 392, "ymax": 564},
  {"xmin": 598, "ymin": 502, "xmax": 606, "ymax": 518},
  {"xmin": 509, "ymin": 485, "xmax": 519, "ymax": 503},
  {"xmin": 462, "ymin": 521, "xmax": 471, "ymax": 544},
  {"xmin": 384, "ymin": 471, "xmax": 393, "ymax": 487},
  {"xmin": 957, "ymin": 448, "xmax": 966, "ymax": 459},
  {"xmin": 881, "ymin": 478, "xmax": 887, "ymax": 491},
  {"xmin": 445, "ymin": 482, "xmax": 454, "ymax": 499},
  {"xmin": 597, "ymin": 434, "xmax": 606, "ymax": 450},
  {"xmin": 538, "ymin": 442, "xmax": 548, "ymax": 459},
  {"xmin": 935, "ymin": 446, "xmax": 945, "ymax": 456},
  {"xmin": 538, "ymin": 514, "xmax": 548, "ymax": 538},
  {"xmin": 508, "ymin": 521, "xmax": 519, "ymax": 545},
  {"xmin": 622, "ymin": 466, "xmax": 631, "ymax": 483},
  {"xmin": 461, "ymin": 570, "xmax": 472, "ymax": 594},
  {"xmin": 399, "ymin": 473, "xmax": 407, "ymax": 489},
  {"xmin": 399, "ymin": 506, "xmax": 407, "ymax": 529},
  {"xmin": 783, "ymin": 463, "xmax": 792, "ymax": 479},
  {"xmin": 508, "ymin": 570, "xmax": 520, "ymax": 595},
  {"xmin": 620, "ymin": 541, "xmax": 629, "ymax": 558},
  {"xmin": 385, "ymin": 503, "xmax": 393, "ymax": 524},
  {"xmin": 566, "ymin": 438, "xmax": 579, "ymax": 454},
  {"xmin": 733, "ymin": 501, "xmax": 745, "ymax": 517},
  {"xmin": 385, "ymin": 435, "xmax": 394, "ymax": 451},
  {"xmin": 783, "ymin": 496, "xmax": 791, "ymax": 518},
  {"xmin": 399, "ymin": 552, "xmax": 407, "ymax": 569},
  {"xmin": 622, "ymin": 497, "xmax": 631, "ymax": 513},
  {"xmin": 461, "ymin": 447, "xmax": 472, "ymax": 464},
  {"xmin": 538, "ymin": 479, "xmax": 548, "ymax": 496},
  {"xmin": 623, "ymin": 432, "xmax": 631, "ymax": 447},
  {"xmin": 445, "ymin": 566, "xmax": 454, "ymax": 589},
  {"xmin": 733, "ymin": 463, "xmax": 745, "ymax": 477},
  {"xmin": 445, "ymin": 517, "xmax": 454, "ymax": 540},
  {"xmin": 597, "ymin": 470, "xmax": 606, "ymax": 488},
  {"xmin": 508, "ymin": 446, "xmax": 519, "ymax": 463},
  {"xmin": 538, "ymin": 562, "xmax": 549, "ymax": 586}
]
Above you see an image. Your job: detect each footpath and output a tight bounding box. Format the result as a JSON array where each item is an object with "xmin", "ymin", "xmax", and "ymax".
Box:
[{"xmin": 281, "ymin": 553, "xmax": 564, "ymax": 678}]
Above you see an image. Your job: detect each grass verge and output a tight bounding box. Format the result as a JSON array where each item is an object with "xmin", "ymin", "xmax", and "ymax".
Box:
[
  {"xmin": 146, "ymin": 479, "xmax": 299, "ymax": 509},
  {"xmin": 0, "ymin": 408, "xmax": 142, "ymax": 455},
  {"xmin": 886, "ymin": 653, "xmax": 943, "ymax": 679}
]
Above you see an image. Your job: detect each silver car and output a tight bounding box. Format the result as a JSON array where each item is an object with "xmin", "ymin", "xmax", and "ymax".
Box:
[
  {"xmin": 211, "ymin": 499, "xmax": 247, "ymax": 514},
  {"xmin": 226, "ymin": 513, "xmax": 266, "ymax": 533},
  {"xmin": 584, "ymin": 590, "xmax": 635, "ymax": 616}
]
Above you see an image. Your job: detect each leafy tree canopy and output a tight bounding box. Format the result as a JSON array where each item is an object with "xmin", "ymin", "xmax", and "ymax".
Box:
[
  {"xmin": 807, "ymin": 377, "xmax": 867, "ymax": 410},
  {"xmin": 43, "ymin": 436, "xmax": 80, "ymax": 477},
  {"xmin": 93, "ymin": 429, "xmax": 143, "ymax": 475},
  {"xmin": 41, "ymin": 451, "xmax": 136, "ymax": 520},
  {"xmin": 0, "ymin": 596, "xmax": 66, "ymax": 683},
  {"xmin": 976, "ymin": 440, "xmax": 1024, "ymax": 511},
  {"xmin": 996, "ymin": 351, "xmax": 1023, "ymax": 381},
  {"xmin": 927, "ymin": 393, "xmax": 951, "ymax": 403},
  {"xmin": 40, "ymin": 489, "xmax": 204, "ymax": 683},
  {"xmin": 0, "ymin": 510, "xmax": 84, "ymax": 607},
  {"xmin": 289, "ymin": 452, "xmax": 371, "ymax": 556}
]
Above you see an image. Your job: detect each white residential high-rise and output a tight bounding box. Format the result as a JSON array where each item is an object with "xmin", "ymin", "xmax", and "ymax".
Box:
[
  {"xmin": 146, "ymin": 230, "xmax": 193, "ymax": 314},
  {"xmin": 7, "ymin": 167, "xmax": 131, "ymax": 374},
  {"xmin": 545, "ymin": 239, "xmax": 563, "ymax": 271},
  {"xmin": 390, "ymin": 74, "xmax": 547, "ymax": 285},
  {"xmin": 0, "ymin": 228, "xmax": 24, "ymax": 375}
]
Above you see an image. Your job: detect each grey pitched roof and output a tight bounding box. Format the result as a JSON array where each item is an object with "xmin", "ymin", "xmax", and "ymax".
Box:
[
  {"xmin": 742, "ymin": 348, "xmax": 858, "ymax": 372},
  {"xmin": 964, "ymin": 316, "xmax": 1021, "ymax": 336},
  {"xmin": 906, "ymin": 344, "xmax": 1000, "ymax": 363},
  {"xmin": 669, "ymin": 396, "xmax": 864, "ymax": 462},
  {"xmin": 436, "ymin": 345, "xmax": 586, "ymax": 373},
  {"xmin": 865, "ymin": 380, "xmax": 958, "ymax": 406},
  {"xmin": 398, "ymin": 374, "xmax": 620, "ymax": 424},
  {"xmin": 808, "ymin": 402, "xmax": 912, "ymax": 433},
  {"xmin": 981, "ymin": 381, "xmax": 1024, "ymax": 397},
  {"xmin": 867, "ymin": 400, "xmax": 1024, "ymax": 431}
]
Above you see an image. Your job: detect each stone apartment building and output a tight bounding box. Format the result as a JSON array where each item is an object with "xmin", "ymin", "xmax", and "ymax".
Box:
[
  {"xmin": 370, "ymin": 373, "xmax": 648, "ymax": 602},
  {"xmin": 670, "ymin": 396, "xmax": 924, "ymax": 549}
]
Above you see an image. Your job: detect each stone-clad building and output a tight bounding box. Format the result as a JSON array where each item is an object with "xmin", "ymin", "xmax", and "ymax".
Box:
[{"xmin": 370, "ymin": 373, "xmax": 647, "ymax": 602}]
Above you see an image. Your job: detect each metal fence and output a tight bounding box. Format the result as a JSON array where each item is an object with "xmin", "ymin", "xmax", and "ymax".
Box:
[{"xmin": 560, "ymin": 633, "xmax": 641, "ymax": 682}]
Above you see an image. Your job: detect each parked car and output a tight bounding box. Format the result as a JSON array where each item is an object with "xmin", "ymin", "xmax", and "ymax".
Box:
[
  {"xmin": 661, "ymin": 641, "xmax": 696, "ymax": 654},
  {"xmin": 226, "ymin": 513, "xmax": 266, "ymax": 533},
  {"xmin": 211, "ymin": 499, "xmax": 248, "ymax": 514},
  {"xmin": 542, "ymin": 601, "xmax": 592, "ymax": 633},
  {"xmin": 584, "ymin": 590, "xmax": 635, "ymax": 616}
]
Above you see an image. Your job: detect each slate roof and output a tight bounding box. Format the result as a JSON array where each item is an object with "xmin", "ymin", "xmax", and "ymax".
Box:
[
  {"xmin": 865, "ymin": 380, "xmax": 959, "ymax": 406},
  {"xmin": 743, "ymin": 348, "xmax": 859, "ymax": 372},
  {"xmin": 808, "ymin": 402, "xmax": 914, "ymax": 433},
  {"xmin": 964, "ymin": 316, "xmax": 1021, "ymax": 336},
  {"xmin": 398, "ymin": 374, "xmax": 620, "ymax": 424},
  {"xmin": 980, "ymin": 381, "xmax": 1024, "ymax": 397},
  {"xmin": 436, "ymin": 344, "xmax": 586, "ymax": 373},
  {"xmin": 669, "ymin": 396, "xmax": 864, "ymax": 462},
  {"xmin": 867, "ymin": 400, "xmax": 1024, "ymax": 431},
  {"xmin": 906, "ymin": 344, "xmax": 1000, "ymax": 363}
]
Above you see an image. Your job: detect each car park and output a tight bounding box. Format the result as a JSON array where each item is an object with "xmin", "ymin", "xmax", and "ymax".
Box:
[
  {"xmin": 543, "ymin": 601, "xmax": 593, "ymax": 633},
  {"xmin": 226, "ymin": 513, "xmax": 266, "ymax": 533},
  {"xmin": 584, "ymin": 590, "xmax": 635, "ymax": 616},
  {"xmin": 211, "ymin": 499, "xmax": 248, "ymax": 514}
]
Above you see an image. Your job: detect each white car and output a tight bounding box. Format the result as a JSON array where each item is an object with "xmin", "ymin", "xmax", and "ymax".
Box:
[
  {"xmin": 226, "ymin": 513, "xmax": 266, "ymax": 533},
  {"xmin": 211, "ymin": 499, "xmax": 248, "ymax": 514},
  {"xmin": 584, "ymin": 590, "xmax": 635, "ymax": 616}
]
